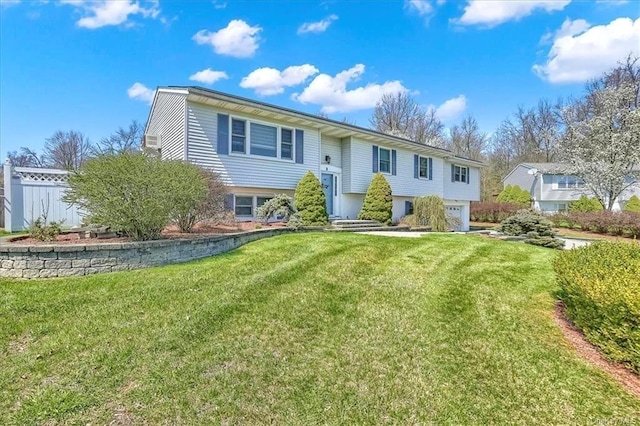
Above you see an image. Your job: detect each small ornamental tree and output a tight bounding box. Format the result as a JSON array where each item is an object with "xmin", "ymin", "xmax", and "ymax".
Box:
[
  {"xmin": 414, "ymin": 195, "xmax": 447, "ymax": 231},
  {"xmin": 569, "ymin": 195, "xmax": 604, "ymax": 212},
  {"xmin": 496, "ymin": 185, "xmax": 531, "ymax": 206},
  {"xmin": 256, "ymin": 194, "xmax": 296, "ymax": 224},
  {"xmin": 358, "ymin": 173, "xmax": 393, "ymax": 225},
  {"xmin": 624, "ymin": 195, "xmax": 640, "ymax": 212},
  {"xmin": 294, "ymin": 172, "xmax": 328, "ymax": 226}
]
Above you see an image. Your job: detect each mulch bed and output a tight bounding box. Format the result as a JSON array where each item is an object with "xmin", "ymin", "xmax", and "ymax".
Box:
[
  {"xmin": 554, "ymin": 302, "xmax": 640, "ymax": 398},
  {"xmin": 9, "ymin": 222, "xmax": 288, "ymax": 245}
]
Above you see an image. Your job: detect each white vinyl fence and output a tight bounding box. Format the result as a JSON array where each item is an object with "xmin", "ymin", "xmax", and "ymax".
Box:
[{"xmin": 3, "ymin": 160, "xmax": 83, "ymax": 232}]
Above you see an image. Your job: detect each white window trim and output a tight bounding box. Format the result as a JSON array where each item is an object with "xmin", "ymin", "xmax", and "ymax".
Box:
[
  {"xmin": 418, "ymin": 156, "xmax": 430, "ymax": 180},
  {"xmin": 227, "ymin": 114, "xmax": 296, "ymax": 163},
  {"xmin": 378, "ymin": 146, "xmax": 392, "ymax": 175},
  {"xmin": 453, "ymin": 164, "xmax": 469, "ymax": 183}
]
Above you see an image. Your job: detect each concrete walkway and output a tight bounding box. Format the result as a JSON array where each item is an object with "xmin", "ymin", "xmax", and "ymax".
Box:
[
  {"xmin": 557, "ymin": 238, "xmax": 592, "ymax": 249},
  {"xmin": 357, "ymin": 231, "xmax": 428, "ymax": 238},
  {"xmin": 357, "ymin": 231, "xmax": 594, "ymax": 250}
]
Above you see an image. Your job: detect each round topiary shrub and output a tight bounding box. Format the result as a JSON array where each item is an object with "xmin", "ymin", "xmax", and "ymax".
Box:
[
  {"xmin": 294, "ymin": 171, "xmax": 328, "ymax": 226},
  {"xmin": 358, "ymin": 173, "xmax": 393, "ymax": 225},
  {"xmin": 624, "ymin": 195, "xmax": 640, "ymax": 213}
]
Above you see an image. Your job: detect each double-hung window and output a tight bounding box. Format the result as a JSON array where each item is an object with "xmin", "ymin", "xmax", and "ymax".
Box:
[
  {"xmin": 453, "ymin": 165, "xmax": 468, "ymax": 183},
  {"xmin": 379, "ymin": 148, "xmax": 391, "ymax": 173},
  {"xmin": 419, "ymin": 156, "xmax": 429, "ymax": 179},
  {"xmin": 234, "ymin": 196, "xmax": 253, "ymax": 216},
  {"xmin": 250, "ymin": 123, "xmax": 278, "ymax": 157},
  {"xmin": 281, "ymin": 128, "xmax": 293, "ymax": 160},
  {"xmin": 231, "ymin": 119, "xmax": 246, "ymax": 153}
]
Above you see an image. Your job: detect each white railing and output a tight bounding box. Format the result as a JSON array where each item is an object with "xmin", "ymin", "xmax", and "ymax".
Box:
[{"xmin": 2, "ymin": 160, "xmax": 84, "ymax": 232}]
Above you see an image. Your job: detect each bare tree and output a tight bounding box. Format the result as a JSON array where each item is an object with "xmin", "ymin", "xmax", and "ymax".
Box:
[
  {"xmin": 7, "ymin": 148, "xmax": 45, "ymax": 167},
  {"xmin": 446, "ymin": 115, "xmax": 487, "ymax": 161},
  {"xmin": 95, "ymin": 120, "xmax": 144, "ymax": 155},
  {"xmin": 42, "ymin": 130, "xmax": 94, "ymax": 170},
  {"xmin": 558, "ymin": 56, "xmax": 640, "ymax": 210},
  {"xmin": 369, "ymin": 92, "xmax": 445, "ymax": 145}
]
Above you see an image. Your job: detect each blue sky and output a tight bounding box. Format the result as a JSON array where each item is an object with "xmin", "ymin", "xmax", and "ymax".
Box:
[{"xmin": 1, "ymin": 0, "xmax": 638, "ymax": 159}]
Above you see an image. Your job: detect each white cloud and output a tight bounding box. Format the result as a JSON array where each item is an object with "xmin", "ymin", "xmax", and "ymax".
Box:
[
  {"xmin": 534, "ymin": 17, "xmax": 640, "ymax": 84},
  {"xmin": 297, "ymin": 14, "xmax": 338, "ymax": 34},
  {"xmin": 1, "ymin": 0, "xmax": 21, "ymax": 8},
  {"xmin": 404, "ymin": 0, "xmax": 434, "ymax": 17},
  {"xmin": 193, "ymin": 20, "xmax": 261, "ymax": 58},
  {"xmin": 433, "ymin": 95, "xmax": 468, "ymax": 122},
  {"xmin": 212, "ymin": 0, "xmax": 227, "ymax": 9},
  {"xmin": 189, "ymin": 68, "xmax": 229, "ymax": 85},
  {"xmin": 455, "ymin": 0, "xmax": 570, "ymax": 28},
  {"xmin": 293, "ymin": 64, "xmax": 408, "ymax": 114},
  {"xmin": 240, "ymin": 65, "xmax": 319, "ymax": 96},
  {"xmin": 127, "ymin": 82, "xmax": 155, "ymax": 104},
  {"xmin": 61, "ymin": 0, "xmax": 160, "ymax": 29}
]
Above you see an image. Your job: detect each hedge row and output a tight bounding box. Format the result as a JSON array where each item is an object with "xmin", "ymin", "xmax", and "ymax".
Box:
[
  {"xmin": 548, "ymin": 211, "xmax": 640, "ymax": 238},
  {"xmin": 554, "ymin": 242, "xmax": 640, "ymax": 373},
  {"xmin": 470, "ymin": 202, "xmax": 521, "ymax": 223}
]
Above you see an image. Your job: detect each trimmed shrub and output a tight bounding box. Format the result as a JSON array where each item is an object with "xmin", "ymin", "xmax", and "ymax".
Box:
[
  {"xmin": 256, "ymin": 194, "xmax": 296, "ymax": 224},
  {"xmin": 496, "ymin": 185, "xmax": 531, "ymax": 206},
  {"xmin": 287, "ymin": 212, "xmax": 304, "ymax": 230},
  {"xmin": 569, "ymin": 195, "xmax": 603, "ymax": 212},
  {"xmin": 294, "ymin": 171, "xmax": 328, "ymax": 226},
  {"xmin": 29, "ymin": 217, "xmax": 63, "ymax": 242},
  {"xmin": 524, "ymin": 236, "xmax": 565, "ymax": 250},
  {"xmin": 554, "ymin": 241, "xmax": 640, "ymax": 373},
  {"xmin": 470, "ymin": 202, "xmax": 521, "ymax": 223},
  {"xmin": 499, "ymin": 209, "xmax": 556, "ymax": 237},
  {"xmin": 414, "ymin": 195, "xmax": 447, "ymax": 231},
  {"xmin": 624, "ymin": 195, "xmax": 640, "ymax": 212},
  {"xmin": 65, "ymin": 153, "xmax": 209, "ymax": 241},
  {"xmin": 358, "ymin": 173, "xmax": 393, "ymax": 225}
]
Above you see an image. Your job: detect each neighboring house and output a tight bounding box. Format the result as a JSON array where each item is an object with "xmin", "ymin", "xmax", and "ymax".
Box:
[
  {"xmin": 144, "ymin": 87, "xmax": 483, "ymax": 230},
  {"xmin": 503, "ymin": 162, "xmax": 640, "ymax": 212}
]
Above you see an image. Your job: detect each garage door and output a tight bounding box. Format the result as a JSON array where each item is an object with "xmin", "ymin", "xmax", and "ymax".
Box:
[{"xmin": 445, "ymin": 206, "xmax": 463, "ymax": 231}]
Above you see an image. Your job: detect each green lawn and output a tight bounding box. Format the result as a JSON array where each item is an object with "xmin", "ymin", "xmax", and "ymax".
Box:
[{"xmin": 1, "ymin": 233, "xmax": 638, "ymax": 424}]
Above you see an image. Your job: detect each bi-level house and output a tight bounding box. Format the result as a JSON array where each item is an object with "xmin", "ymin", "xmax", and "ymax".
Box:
[
  {"xmin": 503, "ymin": 162, "xmax": 640, "ymax": 212},
  {"xmin": 144, "ymin": 87, "xmax": 483, "ymax": 230}
]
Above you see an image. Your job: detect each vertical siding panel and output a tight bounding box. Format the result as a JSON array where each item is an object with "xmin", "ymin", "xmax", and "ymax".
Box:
[{"xmin": 146, "ymin": 91, "xmax": 187, "ymax": 160}]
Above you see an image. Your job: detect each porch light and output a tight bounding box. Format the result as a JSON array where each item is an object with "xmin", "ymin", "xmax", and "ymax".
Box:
[{"xmin": 325, "ymin": 155, "xmax": 331, "ymax": 164}]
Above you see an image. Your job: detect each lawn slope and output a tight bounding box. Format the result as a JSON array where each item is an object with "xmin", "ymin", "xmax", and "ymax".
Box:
[{"xmin": 1, "ymin": 233, "xmax": 638, "ymax": 424}]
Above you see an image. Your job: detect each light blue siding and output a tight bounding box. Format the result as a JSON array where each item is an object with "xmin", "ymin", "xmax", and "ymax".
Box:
[{"xmin": 186, "ymin": 101, "xmax": 320, "ymax": 189}]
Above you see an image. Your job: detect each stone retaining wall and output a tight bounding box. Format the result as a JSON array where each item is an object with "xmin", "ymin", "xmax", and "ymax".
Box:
[{"xmin": 0, "ymin": 228, "xmax": 292, "ymax": 279}]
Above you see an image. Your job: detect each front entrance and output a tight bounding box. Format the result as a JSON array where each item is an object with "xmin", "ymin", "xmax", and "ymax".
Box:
[{"xmin": 321, "ymin": 173, "xmax": 334, "ymax": 216}]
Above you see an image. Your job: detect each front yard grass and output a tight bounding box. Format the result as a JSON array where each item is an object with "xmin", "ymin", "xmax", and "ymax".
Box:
[{"xmin": 1, "ymin": 233, "xmax": 638, "ymax": 424}]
